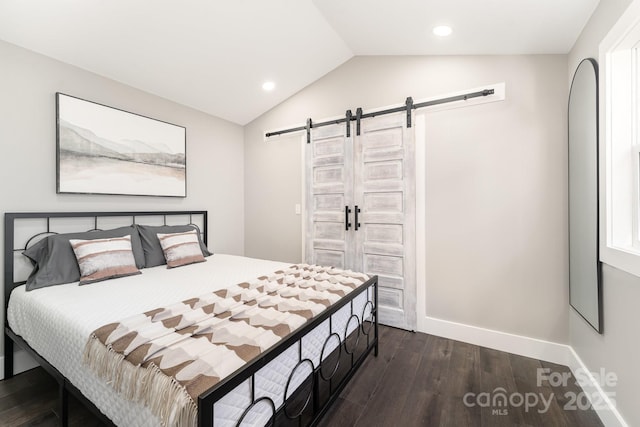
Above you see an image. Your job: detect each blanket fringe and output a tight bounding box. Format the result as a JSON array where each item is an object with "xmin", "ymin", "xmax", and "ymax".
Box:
[{"xmin": 84, "ymin": 335, "xmax": 198, "ymax": 427}]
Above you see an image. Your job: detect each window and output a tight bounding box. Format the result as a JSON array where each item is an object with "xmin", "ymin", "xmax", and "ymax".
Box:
[{"xmin": 600, "ymin": 0, "xmax": 640, "ymax": 277}]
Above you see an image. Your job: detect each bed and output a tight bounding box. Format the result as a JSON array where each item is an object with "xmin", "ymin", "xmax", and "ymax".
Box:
[{"xmin": 3, "ymin": 211, "xmax": 378, "ymax": 427}]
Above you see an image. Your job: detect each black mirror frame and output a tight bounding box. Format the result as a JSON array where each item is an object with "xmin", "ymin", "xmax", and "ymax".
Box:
[{"xmin": 568, "ymin": 57, "xmax": 603, "ymax": 334}]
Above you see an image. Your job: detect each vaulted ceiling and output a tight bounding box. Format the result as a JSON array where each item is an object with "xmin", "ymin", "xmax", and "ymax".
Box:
[{"xmin": 0, "ymin": 0, "xmax": 599, "ymax": 125}]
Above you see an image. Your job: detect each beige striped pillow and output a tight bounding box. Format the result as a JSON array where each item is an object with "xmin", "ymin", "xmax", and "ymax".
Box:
[
  {"xmin": 157, "ymin": 230, "xmax": 206, "ymax": 268},
  {"xmin": 69, "ymin": 235, "xmax": 141, "ymax": 285}
]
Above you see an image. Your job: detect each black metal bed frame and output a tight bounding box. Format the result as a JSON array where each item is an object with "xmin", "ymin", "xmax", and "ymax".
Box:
[{"xmin": 3, "ymin": 210, "xmax": 378, "ymax": 427}]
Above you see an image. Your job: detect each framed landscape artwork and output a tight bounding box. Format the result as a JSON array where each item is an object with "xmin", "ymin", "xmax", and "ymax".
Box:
[{"xmin": 56, "ymin": 93, "xmax": 186, "ymax": 197}]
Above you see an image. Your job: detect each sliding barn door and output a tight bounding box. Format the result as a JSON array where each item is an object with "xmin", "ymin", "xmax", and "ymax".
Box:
[
  {"xmin": 354, "ymin": 113, "xmax": 416, "ymax": 330},
  {"xmin": 305, "ymin": 123, "xmax": 354, "ymax": 269},
  {"xmin": 305, "ymin": 114, "xmax": 416, "ymax": 331}
]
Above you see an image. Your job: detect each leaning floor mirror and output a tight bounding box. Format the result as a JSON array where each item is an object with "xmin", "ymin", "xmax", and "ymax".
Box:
[{"xmin": 568, "ymin": 58, "xmax": 602, "ymax": 333}]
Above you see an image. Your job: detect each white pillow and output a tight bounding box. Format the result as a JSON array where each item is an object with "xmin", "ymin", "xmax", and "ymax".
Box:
[
  {"xmin": 69, "ymin": 235, "xmax": 141, "ymax": 285},
  {"xmin": 157, "ymin": 230, "xmax": 206, "ymax": 268}
]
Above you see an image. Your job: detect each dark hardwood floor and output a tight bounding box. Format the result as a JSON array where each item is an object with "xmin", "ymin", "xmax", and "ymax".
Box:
[
  {"xmin": 0, "ymin": 326, "xmax": 603, "ymax": 427},
  {"xmin": 0, "ymin": 366, "xmax": 102, "ymax": 427},
  {"xmin": 319, "ymin": 327, "xmax": 603, "ymax": 427}
]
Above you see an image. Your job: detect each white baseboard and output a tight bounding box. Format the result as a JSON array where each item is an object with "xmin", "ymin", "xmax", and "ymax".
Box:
[
  {"xmin": 418, "ymin": 315, "xmax": 627, "ymax": 427},
  {"xmin": 565, "ymin": 347, "xmax": 629, "ymax": 427},
  {"xmin": 0, "ymin": 349, "xmax": 39, "ymax": 380},
  {"xmin": 418, "ymin": 315, "xmax": 573, "ymax": 365}
]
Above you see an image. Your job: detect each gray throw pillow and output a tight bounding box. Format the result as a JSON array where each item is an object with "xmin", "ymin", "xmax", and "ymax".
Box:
[{"xmin": 23, "ymin": 226, "xmax": 145, "ymax": 291}]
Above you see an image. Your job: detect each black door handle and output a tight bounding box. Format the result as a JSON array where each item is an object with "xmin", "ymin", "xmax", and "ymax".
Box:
[
  {"xmin": 354, "ymin": 205, "xmax": 361, "ymax": 230},
  {"xmin": 345, "ymin": 206, "xmax": 352, "ymax": 230}
]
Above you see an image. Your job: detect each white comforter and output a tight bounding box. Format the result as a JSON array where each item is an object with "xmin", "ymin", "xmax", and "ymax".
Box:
[{"xmin": 8, "ymin": 254, "xmax": 291, "ymax": 427}]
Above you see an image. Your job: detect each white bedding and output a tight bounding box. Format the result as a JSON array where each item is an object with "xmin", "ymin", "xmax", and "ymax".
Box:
[
  {"xmin": 8, "ymin": 254, "xmax": 288, "ymax": 426},
  {"xmin": 7, "ymin": 254, "xmax": 370, "ymax": 426}
]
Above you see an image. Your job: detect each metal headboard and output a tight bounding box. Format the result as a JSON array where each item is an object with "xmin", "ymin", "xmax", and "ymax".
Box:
[{"xmin": 3, "ymin": 210, "xmax": 208, "ymax": 315}]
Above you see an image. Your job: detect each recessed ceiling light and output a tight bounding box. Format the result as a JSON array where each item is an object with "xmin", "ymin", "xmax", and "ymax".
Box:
[
  {"xmin": 433, "ymin": 25, "xmax": 452, "ymax": 37},
  {"xmin": 262, "ymin": 81, "xmax": 275, "ymax": 91}
]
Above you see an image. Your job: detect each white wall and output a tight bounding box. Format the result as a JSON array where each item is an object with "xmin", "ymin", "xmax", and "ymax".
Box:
[
  {"xmin": 568, "ymin": 0, "xmax": 639, "ymax": 425},
  {"xmin": 0, "ymin": 40, "xmax": 245, "ymax": 357},
  {"xmin": 421, "ymin": 56, "xmax": 568, "ymax": 343},
  {"xmin": 244, "ymin": 55, "xmax": 569, "ymax": 344}
]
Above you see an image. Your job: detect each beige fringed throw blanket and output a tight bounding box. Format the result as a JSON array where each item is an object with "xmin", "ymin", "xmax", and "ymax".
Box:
[{"xmin": 83, "ymin": 264, "xmax": 369, "ymax": 427}]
